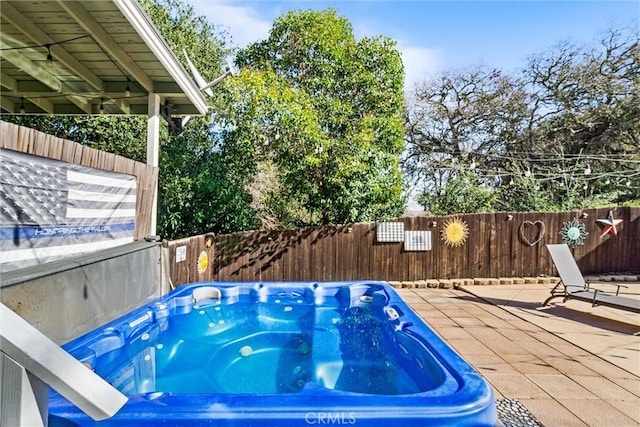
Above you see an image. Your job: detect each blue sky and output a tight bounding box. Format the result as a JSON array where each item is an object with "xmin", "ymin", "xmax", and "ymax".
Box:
[{"xmin": 191, "ymin": 1, "xmax": 639, "ymax": 89}]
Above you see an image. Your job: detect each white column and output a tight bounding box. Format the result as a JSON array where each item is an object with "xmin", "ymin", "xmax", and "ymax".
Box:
[{"xmin": 147, "ymin": 92, "xmax": 161, "ymax": 236}]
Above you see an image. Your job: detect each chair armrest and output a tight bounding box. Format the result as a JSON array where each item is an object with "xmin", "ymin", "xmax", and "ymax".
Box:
[
  {"xmin": 586, "ymin": 280, "xmax": 629, "ymax": 296},
  {"xmin": 614, "ymin": 283, "xmax": 628, "ymax": 296}
]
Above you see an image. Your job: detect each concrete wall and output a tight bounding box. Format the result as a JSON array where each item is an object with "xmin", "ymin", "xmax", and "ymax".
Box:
[{"xmin": 0, "ymin": 240, "xmax": 164, "ymax": 344}]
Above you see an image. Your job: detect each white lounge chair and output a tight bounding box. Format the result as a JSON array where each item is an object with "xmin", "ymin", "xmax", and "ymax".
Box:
[{"xmin": 542, "ymin": 244, "xmax": 640, "ymax": 313}]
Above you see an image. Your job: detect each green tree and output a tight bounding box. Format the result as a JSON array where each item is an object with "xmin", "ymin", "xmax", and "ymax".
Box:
[
  {"xmin": 211, "ymin": 70, "xmax": 325, "ymax": 227},
  {"xmin": 417, "ymin": 167, "xmax": 497, "ymax": 215},
  {"xmin": 0, "ymin": 115, "xmax": 147, "ymax": 162},
  {"xmin": 159, "ymin": 123, "xmax": 259, "ymax": 238},
  {"xmin": 140, "ymin": 0, "xmax": 262, "ymax": 238},
  {"xmin": 494, "ymin": 174, "xmax": 552, "ymax": 212},
  {"xmin": 231, "ymin": 9, "xmax": 407, "ymax": 226},
  {"xmin": 406, "ymin": 25, "xmax": 639, "ymax": 213}
]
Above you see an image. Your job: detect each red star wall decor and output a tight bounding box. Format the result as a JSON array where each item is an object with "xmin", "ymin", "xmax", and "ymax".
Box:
[{"xmin": 596, "ymin": 210, "xmax": 623, "ymax": 237}]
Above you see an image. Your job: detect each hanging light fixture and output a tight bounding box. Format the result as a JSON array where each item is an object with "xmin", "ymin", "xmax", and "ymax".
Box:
[
  {"xmin": 46, "ymin": 44, "xmax": 54, "ymax": 66},
  {"xmin": 98, "ymin": 98, "xmax": 104, "ymax": 114},
  {"xmin": 125, "ymin": 78, "xmax": 131, "ymax": 98},
  {"xmin": 19, "ymin": 97, "xmax": 25, "ymax": 114}
]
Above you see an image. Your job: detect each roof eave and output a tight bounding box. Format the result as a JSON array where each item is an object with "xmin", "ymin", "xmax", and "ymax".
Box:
[{"xmin": 113, "ymin": 0, "xmax": 208, "ymax": 116}]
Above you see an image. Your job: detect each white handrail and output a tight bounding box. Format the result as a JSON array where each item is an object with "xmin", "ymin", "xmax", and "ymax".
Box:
[{"xmin": 0, "ymin": 303, "xmax": 128, "ymax": 421}]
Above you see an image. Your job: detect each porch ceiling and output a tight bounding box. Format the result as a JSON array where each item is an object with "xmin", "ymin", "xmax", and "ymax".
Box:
[{"xmin": 0, "ymin": 0, "xmax": 207, "ymax": 116}]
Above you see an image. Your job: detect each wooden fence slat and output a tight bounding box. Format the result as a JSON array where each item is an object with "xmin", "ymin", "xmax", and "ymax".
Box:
[{"xmin": 165, "ymin": 206, "xmax": 639, "ymax": 287}]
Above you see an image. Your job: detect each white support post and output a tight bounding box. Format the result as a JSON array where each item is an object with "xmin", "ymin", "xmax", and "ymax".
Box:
[
  {"xmin": 147, "ymin": 92, "xmax": 161, "ymax": 236},
  {"xmin": 0, "ymin": 303, "xmax": 128, "ymax": 422},
  {"xmin": 1, "ymin": 353, "xmax": 48, "ymax": 427}
]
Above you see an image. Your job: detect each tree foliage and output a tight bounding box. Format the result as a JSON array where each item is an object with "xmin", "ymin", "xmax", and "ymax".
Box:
[
  {"xmin": 417, "ymin": 167, "xmax": 497, "ymax": 215},
  {"xmin": 139, "ymin": 0, "xmax": 263, "ymax": 239},
  {"xmin": 406, "ymin": 26, "xmax": 639, "ymax": 214},
  {"xmin": 229, "ymin": 9, "xmax": 407, "ymax": 226},
  {"xmin": 0, "ymin": 115, "xmax": 148, "ymax": 162},
  {"xmin": 1, "ymin": 4, "xmax": 409, "ymax": 239},
  {"xmin": 211, "ymin": 70, "xmax": 326, "ymax": 227},
  {"xmin": 405, "ymin": 66, "xmax": 530, "ymax": 202}
]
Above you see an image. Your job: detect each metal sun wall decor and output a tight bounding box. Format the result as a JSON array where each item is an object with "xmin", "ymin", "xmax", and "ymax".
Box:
[
  {"xmin": 596, "ymin": 210, "xmax": 623, "ymax": 237},
  {"xmin": 560, "ymin": 218, "xmax": 589, "ymax": 247},
  {"xmin": 376, "ymin": 222, "xmax": 405, "ymax": 242},
  {"xmin": 518, "ymin": 220, "xmax": 546, "ymax": 246},
  {"xmin": 441, "ymin": 217, "xmax": 469, "ymax": 247}
]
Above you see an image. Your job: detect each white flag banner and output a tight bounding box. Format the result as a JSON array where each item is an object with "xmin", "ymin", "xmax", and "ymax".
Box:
[{"xmin": 0, "ymin": 148, "xmax": 137, "ymax": 272}]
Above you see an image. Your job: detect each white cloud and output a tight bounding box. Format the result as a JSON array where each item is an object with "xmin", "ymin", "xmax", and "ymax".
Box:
[
  {"xmin": 192, "ymin": 2, "xmax": 442, "ymax": 92},
  {"xmin": 397, "ymin": 43, "xmax": 443, "ymax": 92},
  {"xmin": 191, "ymin": 1, "xmax": 272, "ymax": 48}
]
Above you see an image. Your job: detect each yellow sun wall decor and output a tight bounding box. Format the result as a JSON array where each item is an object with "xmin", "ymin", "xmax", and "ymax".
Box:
[
  {"xmin": 197, "ymin": 250, "xmax": 209, "ymax": 274},
  {"xmin": 441, "ymin": 217, "xmax": 469, "ymax": 247}
]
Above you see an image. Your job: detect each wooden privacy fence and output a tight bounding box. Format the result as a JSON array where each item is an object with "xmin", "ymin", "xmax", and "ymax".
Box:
[
  {"xmin": 0, "ymin": 120, "xmax": 157, "ymax": 240},
  {"xmin": 166, "ymin": 207, "xmax": 639, "ymax": 287}
]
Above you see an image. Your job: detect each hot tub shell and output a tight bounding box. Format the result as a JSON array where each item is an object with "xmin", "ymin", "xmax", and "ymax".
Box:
[{"xmin": 48, "ymin": 281, "xmax": 498, "ymax": 426}]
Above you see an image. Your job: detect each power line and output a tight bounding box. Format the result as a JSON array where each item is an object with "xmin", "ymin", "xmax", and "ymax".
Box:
[{"xmin": 412, "ymin": 150, "xmax": 640, "ymax": 165}]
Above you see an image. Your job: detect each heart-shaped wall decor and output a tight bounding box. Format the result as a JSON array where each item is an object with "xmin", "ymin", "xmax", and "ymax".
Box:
[{"xmin": 518, "ymin": 220, "xmax": 545, "ymax": 246}]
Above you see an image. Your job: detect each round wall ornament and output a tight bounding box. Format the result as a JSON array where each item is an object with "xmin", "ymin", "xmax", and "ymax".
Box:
[
  {"xmin": 197, "ymin": 250, "xmax": 209, "ymax": 274},
  {"xmin": 441, "ymin": 217, "xmax": 469, "ymax": 247},
  {"xmin": 559, "ymin": 218, "xmax": 588, "ymax": 247}
]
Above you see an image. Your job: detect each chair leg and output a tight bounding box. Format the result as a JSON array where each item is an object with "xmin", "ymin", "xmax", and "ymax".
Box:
[
  {"xmin": 542, "ymin": 294, "xmax": 564, "ymax": 307},
  {"xmin": 549, "ymin": 282, "xmax": 562, "ymax": 293},
  {"xmin": 543, "ymin": 282, "xmax": 566, "ymax": 307}
]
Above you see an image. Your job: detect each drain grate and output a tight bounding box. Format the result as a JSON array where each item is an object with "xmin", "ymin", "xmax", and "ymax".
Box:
[{"xmin": 496, "ymin": 398, "xmax": 545, "ymax": 427}]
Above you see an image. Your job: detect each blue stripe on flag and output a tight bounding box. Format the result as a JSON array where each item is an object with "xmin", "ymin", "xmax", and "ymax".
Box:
[{"xmin": 0, "ymin": 222, "xmax": 135, "ymax": 240}]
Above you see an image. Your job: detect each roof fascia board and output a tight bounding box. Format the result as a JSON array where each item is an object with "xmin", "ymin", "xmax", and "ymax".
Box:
[{"xmin": 113, "ymin": 0, "xmax": 208, "ymax": 115}]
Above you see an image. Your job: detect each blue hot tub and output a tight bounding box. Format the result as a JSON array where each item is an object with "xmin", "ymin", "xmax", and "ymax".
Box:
[{"xmin": 49, "ymin": 281, "xmax": 497, "ymax": 426}]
